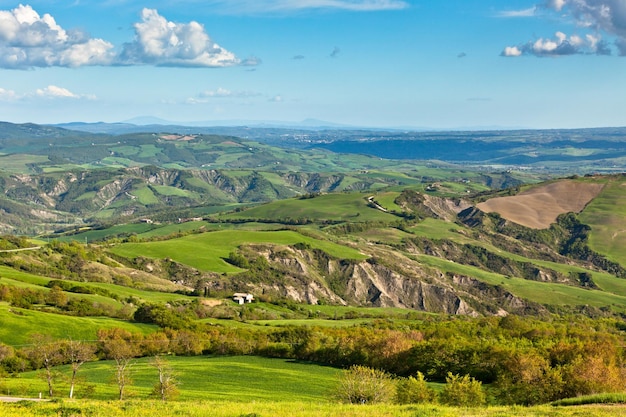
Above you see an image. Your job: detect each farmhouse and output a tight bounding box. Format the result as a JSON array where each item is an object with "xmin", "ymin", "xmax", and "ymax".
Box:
[{"xmin": 233, "ymin": 293, "xmax": 254, "ymax": 305}]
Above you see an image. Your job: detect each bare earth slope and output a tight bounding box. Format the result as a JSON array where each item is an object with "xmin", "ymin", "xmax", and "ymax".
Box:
[{"xmin": 477, "ymin": 180, "xmax": 605, "ymax": 229}]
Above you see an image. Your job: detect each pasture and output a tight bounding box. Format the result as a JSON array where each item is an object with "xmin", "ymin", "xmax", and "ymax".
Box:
[
  {"xmin": 223, "ymin": 192, "xmax": 399, "ymax": 223},
  {"xmin": 579, "ymin": 178, "xmax": 626, "ymax": 266},
  {"xmin": 110, "ymin": 230, "xmax": 367, "ymax": 273}
]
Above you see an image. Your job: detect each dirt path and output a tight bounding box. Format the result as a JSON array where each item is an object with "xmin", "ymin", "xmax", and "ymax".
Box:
[
  {"xmin": 0, "ymin": 246, "xmax": 41, "ymax": 253},
  {"xmin": 0, "ymin": 396, "xmax": 49, "ymax": 402}
]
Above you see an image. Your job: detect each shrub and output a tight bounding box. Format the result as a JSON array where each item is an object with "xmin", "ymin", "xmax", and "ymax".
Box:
[
  {"xmin": 335, "ymin": 365, "xmax": 394, "ymax": 404},
  {"xmin": 439, "ymin": 372, "xmax": 486, "ymax": 407},
  {"xmin": 395, "ymin": 371, "xmax": 436, "ymax": 404}
]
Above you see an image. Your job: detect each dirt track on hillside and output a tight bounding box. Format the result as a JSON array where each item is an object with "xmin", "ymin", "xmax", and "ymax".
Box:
[{"xmin": 476, "ymin": 180, "xmax": 604, "ymax": 229}]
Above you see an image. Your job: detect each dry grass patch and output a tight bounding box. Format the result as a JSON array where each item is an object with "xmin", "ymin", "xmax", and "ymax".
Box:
[{"xmin": 477, "ymin": 179, "xmax": 604, "ymax": 229}]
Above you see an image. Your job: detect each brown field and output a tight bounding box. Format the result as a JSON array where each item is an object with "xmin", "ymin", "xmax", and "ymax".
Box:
[{"xmin": 477, "ymin": 180, "xmax": 604, "ymax": 229}]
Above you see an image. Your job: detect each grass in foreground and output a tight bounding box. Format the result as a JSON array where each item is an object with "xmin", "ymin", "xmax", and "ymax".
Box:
[{"xmin": 3, "ymin": 401, "xmax": 626, "ymax": 417}]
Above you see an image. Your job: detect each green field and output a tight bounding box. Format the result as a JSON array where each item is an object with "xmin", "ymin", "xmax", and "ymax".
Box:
[
  {"xmin": 110, "ymin": 230, "xmax": 367, "ymax": 273},
  {"xmin": 1, "ymin": 355, "xmax": 340, "ymax": 402},
  {"xmin": 223, "ymin": 193, "xmax": 399, "ymax": 223},
  {"xmin": 579, "ymin": 178, "xmax": 626, "ymax": 266},
  {"xmin": 0, "ymin": 302, "xmax": 154, "ymax": 346}
]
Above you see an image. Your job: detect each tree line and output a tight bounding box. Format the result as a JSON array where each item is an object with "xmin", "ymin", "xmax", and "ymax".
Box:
[{"xmin": 1, "ymin": 314, "xmax": 625, "ymax": 405}]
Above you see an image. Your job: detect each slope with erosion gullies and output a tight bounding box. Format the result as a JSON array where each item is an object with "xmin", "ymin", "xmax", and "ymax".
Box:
[
  {"xmin": 0, "ymin": 164, "xmax": 520, "ymax": 234},
  {"xmin": 104, "ymin": 179, "xmax": 626, "ymax": 316}
]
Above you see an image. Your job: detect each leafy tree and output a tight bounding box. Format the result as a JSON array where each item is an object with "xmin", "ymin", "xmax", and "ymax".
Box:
[
  {"xmin": 335, "ymin": 365, "xmax": 394, "ymax": 404},
  {"xmin": 439, "ymin": 373, "xmax": 486, "ymax": 407}
]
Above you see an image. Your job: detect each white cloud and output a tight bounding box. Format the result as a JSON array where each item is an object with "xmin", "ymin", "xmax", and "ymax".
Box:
[
  {"xmin": 546, "ymin": 0, "xmax": 567, "ymax": 11},
  {"xmin": 502, "ymin": 0, "xmax": 626, "ymax": 57},
  {"xmin": 186, "ymin": 87, "xmax": 262, "ymax": 104},
  {"xmin": 119, "ymin": 8, "xmax": 241, "ymax": 67},
  {"xmin": 0, "ymin": 87, "xmax": 18, "ymax": 100},
  {"xmin": 497, "ymin": 7, "xmax": 537, "ymax": 17},
  {"xmin": 199, "ymin": 0, "xmax": 408, "ymax": 13},
  {"xmin": 0, "ymin": 4, "xmax": 114, "ymax": 69},
  {"xmin": 501, "ymin": 46, "xmax": 523, "ymax": 56},
  {"xmin": 0, "ymin": 85, "xmax": 95, "ymax": 100},
  {"xmin": 36, "ymin": 85, "xmax": 80, "ymax": 99},
  {"xmin": 502, "ymin": 30, "xmax": 610, "ymax": 56}
]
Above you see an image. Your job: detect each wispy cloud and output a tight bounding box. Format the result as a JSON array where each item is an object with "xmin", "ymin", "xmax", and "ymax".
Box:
[
  {"xmin": 0, "ymin": 85, "xmax": 95, "ymax": 100},
  {"xmin": 496, "ymin": 6, "xmax": 537, "ymax": 17},
  {"xmin": 193, "ymin": 0, "xmax": 409, "ymax": 14},
  {"xmin": 186, "ymin": 87, "xmax": 263, "ymax": 104}
]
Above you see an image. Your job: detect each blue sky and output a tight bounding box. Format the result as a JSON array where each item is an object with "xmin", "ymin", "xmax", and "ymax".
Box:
[{"xmin": 0, "ymin": 0, "xmax": 625, "ymax": 129}]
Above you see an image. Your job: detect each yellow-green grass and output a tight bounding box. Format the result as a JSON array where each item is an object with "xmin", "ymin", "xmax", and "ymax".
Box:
[
  {"xmin": 1, "ymin": 400, "xmax": 626, "ymax": 417},
  {"xmin": 110, "ymin": 230, "xmax": 367, "ymax": 273},
  {"xmin": 223, "ymin": 193, "xmax": 399, "ymax": 223},
  {"xmin": 579, "ymin": 179, "xmax": 626, "ymax": 266},
  {"xmin": 417, "ymin": 255, "xmax": 626, "ymax": 311},
  {"xmin": 0, "ymin": 302, "xmax": 154, "ymax": 346}
]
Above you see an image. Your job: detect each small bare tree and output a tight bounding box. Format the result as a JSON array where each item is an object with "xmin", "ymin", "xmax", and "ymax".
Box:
[
  {"xmin": 151, "ymin": 355, "xmax": 179, "ymax": 401},
  {"xmin": 60, "ymin": 339, "xmax": 96, "ymax": 399},
  {"xmin": 25, "ymin": 334, "xmax": 62, "ymax": 397},
  {"xmin": 98, "ymin": 329, "xmax": 140, "ymax": 400}
]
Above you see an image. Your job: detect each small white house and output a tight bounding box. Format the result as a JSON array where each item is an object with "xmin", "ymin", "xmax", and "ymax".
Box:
[{"xmin": 233, "ymin": 293, "xmax": 254, "ymax": 305}]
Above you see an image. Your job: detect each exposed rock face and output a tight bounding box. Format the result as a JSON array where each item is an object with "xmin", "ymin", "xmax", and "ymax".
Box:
[{"xmin": 201, "ymin": 244, "xmax": 550, "ymax": 317}]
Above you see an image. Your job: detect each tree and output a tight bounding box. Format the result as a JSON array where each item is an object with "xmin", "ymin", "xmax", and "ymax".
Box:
[
  {"xmin": 440, "ymin": 373, "xmax": 486, "ymax": 407},
  {"xmin": 151, "ymin": 355, "xmax": 179, "ymax": 401},
  {"xmin": 335, "ymin": 365, "xmax": 394, "ymax": 404},
  {"xmin": 61, "ymin": 339, "xmax": 96, "ymax": 399},
  {"xmin": 25, "ymin": 334, "xmax": 63, "ymax": 397},
  {"xmin": 98, "ymin": 329, "xmax": 141, "ymax": 400}
]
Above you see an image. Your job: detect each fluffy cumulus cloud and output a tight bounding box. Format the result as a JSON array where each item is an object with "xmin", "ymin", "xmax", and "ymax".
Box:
[
  {"xmin": 502, "ymin": 31, "xmax": 611, "ymax": 56},
  {"xmin": 503, "ymin": 0, "xmax": 626, "ymax": 56},
  {"xmin": 0, "ymin": 4, "xmax": 114, "ymax": 68},
  {"xmin": 0, "ymin": 5, "xmax": 250, "ymax": 69},
  {"xmin": 119, "ymin": 8, "xmax": 240, "ymax": 67}
]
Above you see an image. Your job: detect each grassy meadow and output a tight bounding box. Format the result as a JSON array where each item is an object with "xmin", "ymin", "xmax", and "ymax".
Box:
[
  {"xmin": 0, "ymin": 302, "xmax": 154, "ymax": 346},
  {"xmin": 110, "ymin": 229, "xmax": 367, "ymax": 273}
]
